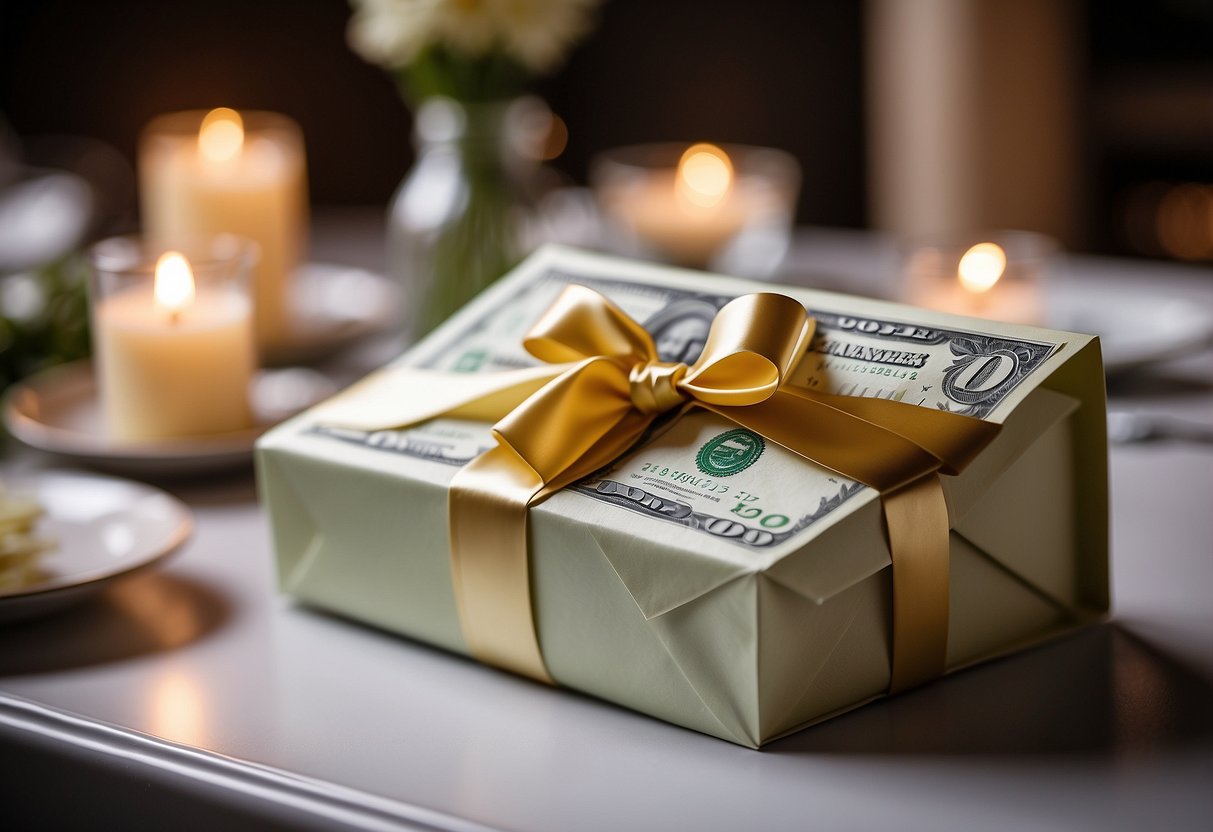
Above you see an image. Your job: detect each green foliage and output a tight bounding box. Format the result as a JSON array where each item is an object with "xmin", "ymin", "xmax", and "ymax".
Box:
[
  {"xmin": 0, "ymin": 254, "xmax": 92, "ymax": 391},
  {"xmin": 398, "ymin": 45, "xmax": 530, "ymax": 105}
]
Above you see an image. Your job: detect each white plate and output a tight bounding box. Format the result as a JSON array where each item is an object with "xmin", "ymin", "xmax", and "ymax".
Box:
[
  {"xmin": 263, "ymin": 262, "xmax": 401, "ymax": 366},
  {"xmin": 0, "ymin": 470, "xmax": 192, "ymax": 623},
  {"xmin": 2, "ymin": 361, "xmax": 336, "ymax": 477},
  {"xmin": 1046, "ymin": 287, "xmax": 1213, "ymax": 374}
]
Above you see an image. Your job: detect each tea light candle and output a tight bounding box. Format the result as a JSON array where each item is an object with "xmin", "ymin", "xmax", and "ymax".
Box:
[
  {"xmin": 593, "ymin": 143, "xmax": 799, "ymax": 271},
  {"xmin": 139, "ymin": 108, "xmax": 307, "ymax": 350},
  {"xmin": 624, "ymin": 144, "xmax": 749, "ymax": 266},
  {"xmin": 903, "ymin": 234, "xmax": 1052, "ymax": 325},
  {"xmin": 92, "ymin": 238, "xmax": 257, "ymax": 440}
]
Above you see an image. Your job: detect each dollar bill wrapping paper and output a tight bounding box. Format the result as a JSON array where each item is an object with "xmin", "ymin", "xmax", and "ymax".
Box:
[{"xmin": 256, "ymin": 246, "xmax": 1109, "ymax": 748}]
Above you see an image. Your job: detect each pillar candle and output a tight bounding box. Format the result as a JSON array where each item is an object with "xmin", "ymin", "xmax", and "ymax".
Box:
[{"xmin": 140, "ymin": 109, "xmax": 307, "ymax": 350}]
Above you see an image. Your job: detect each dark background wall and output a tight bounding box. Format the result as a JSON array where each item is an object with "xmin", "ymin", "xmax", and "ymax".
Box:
[
  {"xmin": 0, "ymin": 0, "xmax": 866, "ymax": 225},
  {"xmin": 1084, "ymin": 0, "xmax": 1213, "ymax": 259},
  {"xmin": 3, "ymin": 0, "xmax": 1213, "ymax": 258}
]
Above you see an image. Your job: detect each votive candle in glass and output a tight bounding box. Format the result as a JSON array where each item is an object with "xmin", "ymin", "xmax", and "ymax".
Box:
[
  {"xmin": 591, "ymin": 142, "xmax": 800, "ymax": 278},
  {"xmin": 89, "ymin": 234, "xmax": 258, "ymax": 441},
  {"xmin": 901, "ymin": 231, "xmax": 1055, "ymax": 325}
]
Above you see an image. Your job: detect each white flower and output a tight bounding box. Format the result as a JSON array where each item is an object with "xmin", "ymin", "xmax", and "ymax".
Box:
[
  {"xmin": 347, "ymin": 0, "xmax": 445, "ymax": 68},
  {"xmin": 433, "ymin": 0, "xmax": 498, "ymax": 58},
  {"xmin": 486, "ymin": 0, "xmax": 599, "ymax": 73},
  {"xmin": 348, "ymin": 0, "xmax": 599, "ymax": 74}
]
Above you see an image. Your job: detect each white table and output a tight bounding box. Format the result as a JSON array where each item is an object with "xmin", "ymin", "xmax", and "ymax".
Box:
[{"xmin": 3, "ymin": 215, "xmax": 1212, "ymax": 831}]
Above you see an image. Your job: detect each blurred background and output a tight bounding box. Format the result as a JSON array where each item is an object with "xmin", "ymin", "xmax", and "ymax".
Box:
[
  {"xmin": 2, "ymin": 0, "xmax": 1213, "ymax": 393},
  {"xmin": 2, "ymin": 0, "xmax": 1211, "ymax": 259}
]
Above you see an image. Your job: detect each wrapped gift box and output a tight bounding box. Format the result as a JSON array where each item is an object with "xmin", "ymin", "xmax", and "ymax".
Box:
[{"xmin": 256, "ymin": 246, "xmax": 1108, "ymax": 748}]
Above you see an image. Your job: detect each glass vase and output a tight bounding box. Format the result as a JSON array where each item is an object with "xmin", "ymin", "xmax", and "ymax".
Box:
[{"xmin": 388, "ymin": 96, "xmax": 551, "ymax": 344}]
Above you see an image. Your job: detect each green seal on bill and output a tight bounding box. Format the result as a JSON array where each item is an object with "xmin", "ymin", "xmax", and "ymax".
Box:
[{"xmin": 695, "ymin": 429, "xmax": 766, "ymax": 477}]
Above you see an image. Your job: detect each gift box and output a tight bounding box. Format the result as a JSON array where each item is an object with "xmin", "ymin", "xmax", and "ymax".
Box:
[{"xmin": 255, "ymin": 246, "xmax": 1108, "ymax": 748}]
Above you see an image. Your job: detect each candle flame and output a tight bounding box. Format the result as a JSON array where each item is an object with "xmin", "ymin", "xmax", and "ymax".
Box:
[
  {"xmin": 199, "ymin": 108, "xmax": 244, "ymax": 162},
  {"xmin": 957, "ymin": 242, "xmax": 1007, "ymax": 294},
  {"xmin": 154, "ymin": 251, "xmax": 195, "ymax": 314},
  {"xmin": 677, "ymin": 143, "xmax": 733, "ymax": 207}
]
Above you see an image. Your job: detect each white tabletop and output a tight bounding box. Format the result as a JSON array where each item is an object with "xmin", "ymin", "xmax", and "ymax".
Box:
[{"xmin": 3, "ymin": 215, "xmax": 1212, "ymax": 831}]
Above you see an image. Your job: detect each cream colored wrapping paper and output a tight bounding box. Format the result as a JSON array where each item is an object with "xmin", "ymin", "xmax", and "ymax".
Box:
[{"xmin": 256, "ymin": 246, "xmax": 1108, "ymax": 748}]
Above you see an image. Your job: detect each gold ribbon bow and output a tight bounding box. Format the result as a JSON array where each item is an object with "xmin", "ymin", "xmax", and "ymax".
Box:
[{"xmin": 318, "ymin": 285, "xmax": 1001, "ymax": 693}]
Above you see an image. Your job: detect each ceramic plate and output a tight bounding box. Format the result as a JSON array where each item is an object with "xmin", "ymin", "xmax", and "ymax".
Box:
[
  {"xmin": 2, "ymin": 361, "xmax": 336, "ymax": 477},
  {"xmin": 262, "ymin": 262, "xmax": 401, "ymax": 366},
  {"xmin": 0, "ymin": 470, "xmax": 192, "ymax": 623},
  {"xmin": 1046, "ymin": 288, "xmax": 1213, "ymax": 374}
]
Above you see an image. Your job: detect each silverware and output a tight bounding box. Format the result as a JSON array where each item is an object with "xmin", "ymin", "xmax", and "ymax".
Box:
[{"xmin": 1107, "ymin": 411, "xmax": 1213, "ymax": 444}]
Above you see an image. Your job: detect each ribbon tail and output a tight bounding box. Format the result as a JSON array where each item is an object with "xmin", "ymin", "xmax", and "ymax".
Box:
[
  {"xmin": 536, "ymin": 408, "xmax": 658, "ymax": 498},
  {"xmin": 781, "ymin": 387, "xmax": 1001, "ymax": 474},
  {"xmin": 311, "ymin": 364, "xmax": 569, "ymax": 430},
  {"xmin": 447, "ymin": 358, "xmax": 657, "ymax": 685},
  {"xmin": 884, "ymin": 473, "xmax": 951, "ymax": 693},
  {"xmin": 702, "ymin": 391, "xmax": 944, "ymax": 492},
  {"xmin": 704, "ymin": 390, "xmax": 997, "ymax": 695},
  {"xmin": 450, "ymin": 443, "xmax": 553, "ymax": 683}
]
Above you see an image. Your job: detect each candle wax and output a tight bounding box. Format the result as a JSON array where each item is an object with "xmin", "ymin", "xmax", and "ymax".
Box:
[
  {"xmin": 603, "ymin": 173, "xmax": 774, "ymax": 268},
  {"xmin": 141, "ymin": 135, "xmax": 306, "ymax": 350},
  {"xmin": 96, "ymin": 288, "xmax": 256, "ymax": 440}
]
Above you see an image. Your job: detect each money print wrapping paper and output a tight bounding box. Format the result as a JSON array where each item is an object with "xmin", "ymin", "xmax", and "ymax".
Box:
[{"xmin": 256, "ymin": 246, "xmax": 1109, "ymax": 748}]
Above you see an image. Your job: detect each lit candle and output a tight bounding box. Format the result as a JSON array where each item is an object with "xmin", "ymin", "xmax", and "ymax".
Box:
[
  {"xmin": 139, "ymin": 108, "xmax": 308, "ymax": 350},
  {"xmin": 594, "ymin": 143, "xmax": 797, "ymax": 269},
  {"xmin": 905, "ymin": 238, "xmax": 1048, "ymax": 324},
  {"xmin": 94, "ymin": 245, "xmax": 256, "ymax": 440}
]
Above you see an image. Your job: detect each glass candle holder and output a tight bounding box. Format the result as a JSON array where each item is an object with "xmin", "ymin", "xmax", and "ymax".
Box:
[
  {"xmin": 590, "ymin": 142, "xmax": 800, "ymax": 278},
  {"xmin": 89, "ymin": 234, "xmax": 259, "ymax": 441},
  {"xmin": 900, "ymin": 230, "xmax": 1056, "ymax": 325},
  {"xmin": 138, "ymin": 109, "xmax": 308, "ymax": 351}
]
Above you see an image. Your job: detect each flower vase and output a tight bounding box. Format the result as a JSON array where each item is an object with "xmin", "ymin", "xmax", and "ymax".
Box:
[{"xmin": 388, "ymin": 96, "xmax": 550, "ymax": 344}]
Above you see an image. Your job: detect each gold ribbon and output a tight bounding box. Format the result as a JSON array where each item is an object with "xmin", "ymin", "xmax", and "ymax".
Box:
[{"xmin": 317, "ymin": 285, "xmax": 1001, "ymax": 693}]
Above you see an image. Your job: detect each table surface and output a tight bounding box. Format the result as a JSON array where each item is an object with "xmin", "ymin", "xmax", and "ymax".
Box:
[{"xmin": 3, "ymin": 213, "xmax": 1212, "ymax": 831}]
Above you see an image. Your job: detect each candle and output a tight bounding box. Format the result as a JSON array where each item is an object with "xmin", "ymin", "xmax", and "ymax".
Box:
[
  {"xmin": 903, "ymin": 234, "xmax": 1052, "ymax": 325},
  {"xmin": 139, "ymin": 108, "xmax": 308, "ymax": 350},
  {"xmin": 625, "ymin": 144, "xmax": 748, "ymax": 266},
  {"xmin": 592, "ymin": 143, "xmax": 799, "ymax": 272},
  {"xmin": 91, "ymin": 237, "xmax": 256, "ymax": 440}
]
